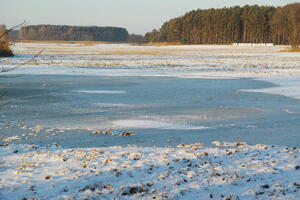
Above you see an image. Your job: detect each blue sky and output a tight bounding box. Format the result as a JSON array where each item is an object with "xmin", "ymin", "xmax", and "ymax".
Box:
[{"xmin": 1, "ymin": 0, "xmax": 298, "ymax": 34}]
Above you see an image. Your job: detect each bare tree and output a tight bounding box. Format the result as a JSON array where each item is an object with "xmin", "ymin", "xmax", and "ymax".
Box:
[
  {"xmin": 0, "ymin": 22, "xmax": 44, "ymax": 75},
  {"xmin": 0, "ymin": 25, "xmax": 13, "ymax": 57},
  {"xmin": 0, "ymin": 21, "xmax": 26, "ymax": 40}
]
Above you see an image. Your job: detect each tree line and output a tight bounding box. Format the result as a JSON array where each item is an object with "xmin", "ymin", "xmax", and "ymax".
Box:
[
  {"xmin": 9, "ymin": 25, "xmax": 145, "ymax": 43},
  {"xmin": 18, "ymin": 25, "xmax": 129, "ymax": 42},
  {"xmin": 145, "ymin": 3, "xmax": 300, "ymax": 49}
]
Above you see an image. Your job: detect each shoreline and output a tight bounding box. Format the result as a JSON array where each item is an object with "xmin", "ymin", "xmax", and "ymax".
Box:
[
  {"xmin": 1, "ymin": 142, "xmax": 299, "ymax": 200},
  {"xmin": 1, "ymin": 43, "xmax": 300, "ymax": 199}
]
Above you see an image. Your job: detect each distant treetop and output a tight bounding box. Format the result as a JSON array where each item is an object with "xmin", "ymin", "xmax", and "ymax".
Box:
[
  {"xmin": 145, "ymin": 3, "xmax": 300, "ymax": 49},
  {"xmin": 18, "ymin": 25, "xmax": 129, "ymax": 42}
]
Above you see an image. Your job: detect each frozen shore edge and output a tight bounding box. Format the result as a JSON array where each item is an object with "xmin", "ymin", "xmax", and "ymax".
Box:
[
  {"xmin": 0, "ymin": 142, "xmax": 299, "ymax": 200},
  {"xmin": 1, "ymin": 43, "xmax": 300, "ymax": 199}
]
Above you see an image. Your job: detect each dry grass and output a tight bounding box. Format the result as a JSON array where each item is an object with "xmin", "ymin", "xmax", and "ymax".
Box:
[
  {"xmin": 0, "ymin": 40, "xmax": 13, "ymax": 57},
  {"xmin": 290, "ymin": 48, "xmax": 300, "ymax": 52},
  {"xmin": 148, "ymin": 42, "xmax": 183, "ymax": 46},
  {"xmin": 281, "ymin": 47, "xmax": 300, "ymax": 52},
  {"xmin": 98, "ymin": 50, "xmax": 167, "ymax": 55},
  {"xmin": 47, "ymin": 50, "xmax": 76, "ymax": 54},
  {"xmin": 24, "ymin": 49, "xmax": 170, "ymax": 56}
]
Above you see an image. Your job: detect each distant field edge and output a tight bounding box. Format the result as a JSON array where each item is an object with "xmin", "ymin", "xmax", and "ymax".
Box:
[
  {"xmin": 280, "ymin": 47, "xmax": 300, "ymax": 52},
  {"xmin": 14, "ymin": 40, "xmax": 128, "ymax": 44}
]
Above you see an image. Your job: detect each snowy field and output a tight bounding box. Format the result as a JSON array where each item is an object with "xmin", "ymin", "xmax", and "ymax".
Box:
[
  {"xmin": 1, "ymin": 42, "xmax": 300, "ymax": 199},
  {"xmin": 2, "ymin": 43, "xmax": 300, "ymax": 100},
  {"xmin": 0, "ymin": 142, "xmax": 299, "ymax": 200}
]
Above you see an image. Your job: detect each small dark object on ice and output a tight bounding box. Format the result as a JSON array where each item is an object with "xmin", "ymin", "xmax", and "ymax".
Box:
[
  {"xmin": 293, "ymin": 182, "xmax": 300, "ymax": 187},
  {"xmin": 45, "ymin": 175, "xmax": 52, "ymax": 180},
  {"xmin": 63, "ymin": 187, "xmax": 69, "ymax": 192},
  {"xmin": 120, "ymin": 131, "xmax": 135, "ymax": 136},
  {"xmin": 122, "ymin": 186, "xmax": 148, "ymax": 195},
  {"xmin": 261, "ymin": 184, "xmax": 270, "ymax": 189},
  {"xmin": 256, "ymin": 191, "xmax": 265, "ymax": 195},
  {"xmin": 13, "ymin": 150, "xmax": 19, "ymax": 153},
  {"xmin": 102, "ymin": 129, "xmax": 112, "ymax": 135},
  {"xmin": 92, "ymin": 130, "xmax": 100, "ymax": 134},
  {"xmin": 29, "ymin": 145, "xmax": 38, "ymax": 150},
  {"xmin": 104, "ymin": 184, "xmax": 112, "ymax": 189},
  {"xmin": 47, "ymin": 143, "xmax": 60, "ymax": 148},
  {"xmin": 146, "ymin": 182, "xmax": 153, "ymax": 187},
  {"xmin": 28, "ymin": 185, "xmax": 36, "ymax": 191},
  {"xmin": 236, "ymin": 142, "xmax": 247, "ymax": 146},
  {"xmin": 79, "ymin": 183, "xmax": 102, "ymax": 192},
  {"xmin": 295, "ymin": 165, "xmax": 300, "ymax": 170}
]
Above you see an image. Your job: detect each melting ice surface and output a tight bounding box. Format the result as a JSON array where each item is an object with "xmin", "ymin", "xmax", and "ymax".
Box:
[
  {"xmin": 73, "ymin": 90, "xmax": 126, "ymax": 94},
  {"xmin": 1, "ymin": 44, "xmax": 300, "ymax": 147},
  {"xmin": 240, "ymin": 76, "xmax": 300, "ymax": 100},
  {"xmin": 1, "ymin": 71, "xmax": 300, "ymax": 148},
  {"xmin": 110, "ymin": 120, "xmax": 209, "ymax": 130}
]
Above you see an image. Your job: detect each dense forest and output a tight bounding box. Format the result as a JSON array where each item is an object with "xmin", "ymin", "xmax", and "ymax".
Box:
[
  {"xmin": 127, "ymin": 34, "xmax": 144, "ymax": 43},
  {"xmin": 18, "ymin": 25, "xmax": 129, "ymax": 42},
  {"xmin": 145, "ymin": 3, "xmax": 300, "ymax": 48},
  {"xmin": 8, "ymin": 30, "xmax": 19, "ymax": 41}
]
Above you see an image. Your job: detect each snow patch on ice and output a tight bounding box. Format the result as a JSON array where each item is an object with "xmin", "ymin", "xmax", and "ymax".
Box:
[
  {"xmin": 2, "ymin": 136, "xmax": 20, "ymax": 142},
  {"xmin": 111, "ymin": 119, "xmax": 209, "ymax": 130},
  {"xmin": 73, "ymin": 90, "xmax": 126, "ymax": 94},
  {"xmin": 94, "ymin": 103, "xmax": 136, "ymax": 108},
  {"xmin": 240, "ymin": 76, "xmax": 300, "ymax": 100}
]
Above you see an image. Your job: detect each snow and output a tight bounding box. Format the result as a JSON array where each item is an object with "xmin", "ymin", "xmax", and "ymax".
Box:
[
  {"xmin": 0, "ymin": 143, "xmax": 299, "ymax": 200},
  {"xmin": 2, "ymin": 43, "xmax": 300, "ymax": 101},
  {"xmin": 1, "ymin": 42, "xmax": 300, "ymax": 199},
  {"xmin": 240, "ymin": 76, "xmax": 300, "ymax": 100},
  {"xmin": 2, "ymin": 136, "xmax": 20, "ymax": 142},
  {"xmin": 110, "ymin": 119, "xmax": 209, "ymax": 130}
]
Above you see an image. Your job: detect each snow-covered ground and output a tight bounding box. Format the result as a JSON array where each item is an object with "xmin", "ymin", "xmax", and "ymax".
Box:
[
  {"xmin": 1, "ymin": 142, "xmax": 299, "ymax": 200},
  {"xmin": 241, "ymin": 76, "xmax": 300, "ymax": 100},
  {"xmin": 2, "ymin": 43, "xmax": 300, "ymax": 100},
  {"xmin": 1, "ymin": 43, "xmax": 300, "ymax": 199}
]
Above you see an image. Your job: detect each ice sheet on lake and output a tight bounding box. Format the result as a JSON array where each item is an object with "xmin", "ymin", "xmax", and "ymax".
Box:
[
  {"xmin": 73, "ymin": 90, "xmax": 126, "ymax": 94},
  {"xmin": 110, "ymin": 119, "xmax": 209, "ymax": 130},
  {"xmin": 94, "ymin": 103, "xmax": 136, "ymax": 108},
  {"xmin": 240, "ymin": 76, "xmax": 300, "ymax": 100}
]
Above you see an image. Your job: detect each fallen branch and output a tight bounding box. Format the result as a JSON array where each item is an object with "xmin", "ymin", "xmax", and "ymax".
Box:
[
  {"xmin": 0, "ymin": 22, "xmax": 44, "ymax": 77},
  {"xmin": 0, "ymin": 48, "xmax": 44, "ymax": 73},
  {"xmin": 0, "ymin": 21, "xmax": 26, "ymax": 40}
]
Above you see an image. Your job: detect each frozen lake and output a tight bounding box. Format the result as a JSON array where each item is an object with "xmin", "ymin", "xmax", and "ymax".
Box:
[
  {"xmin": 1, "ymin": 73, "xmax": 300, "ymax": 147},
  {"xmin": 1, "ymin": 43, "xmax": 300, "ymax": 148},
  {"xmin": 1, "ymin": 43, "xmax": 300, "ymax": 200}
]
